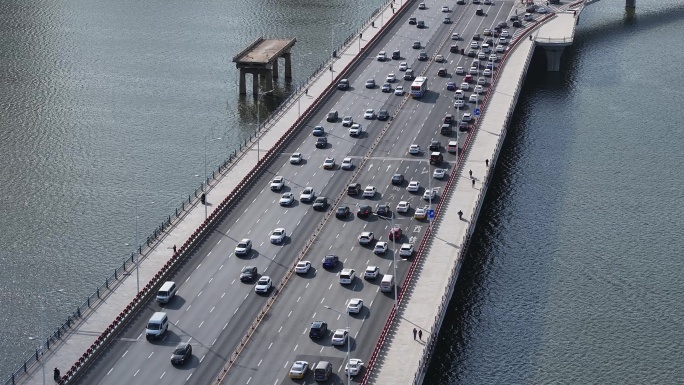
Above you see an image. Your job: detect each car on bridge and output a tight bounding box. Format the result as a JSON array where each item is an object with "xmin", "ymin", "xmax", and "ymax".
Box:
[
  {"xmin": 337, "ymin": 79, "xmax": 349, "ymax": 90},
  {"xmin": 378, "ymin": 109, "xmax": 390, "ymax": 121},
  {"xmin": 446, "ymin": 81, "xmax": 457, "ymax": 91},
  {"xmin": 394, "ymin": 85, "xmax": 405, "ymax": 95},
  {"xmin": 279, "ymin": 192, "xmax": 294, "ymax": 206},
  {"xmin": 323, "ymin": 157, "xmax": 335, "ymax": 169},
  {"xmin": 364, "ymin": 266, "xmax": 380, "ymax": 279},
  {"xmin": 407, "ymin": 181, "xmax": 421, "ymax": 192},
  {"xmin": 423, "ymin": 188, "xmax": 437, "ymax": 201},
  {"xmin": 341, "ymin": 157, "xmax": 353, "ymax": 170},
  {"xmin": 270, "ymin": 175, "xmax": 285, "ymax": 191},
  {"xmin": 300, "ymin": 187, "xmax": 315, "ymax": 202},
  {"xmin": 289, "ymin": 361, "xmax": 309, "ymax": 379},
  {"xmin": 373, "ymin": 242, "xmax": 387, "ymax": 255},
  {"xmin": 322, "ymin": 255, "xmax": 339, "ymax": 269},
  {"xmin": 392, "ymin": 173, "xmax": 404, "ymax": 185},
  {"xmin": 290, "ymin": 152, "xmax": 303, "ymax": 164},
  {"xmin": 358, "ymin": 231, "xmax": 375, "ymax": 245},
  {"xmin": 434, "ymin": 168, "xmax": 446, "ymax": 179},
  {"xmin": 409, "ymin": 144, "xmax": 421, "ymax": 154},
  {"xmin": 396, "ymin": 201, "xmax": 410, "ymax": 213},
  {"xmin": 240, "ymin": 266, "xmax": 258, "ymax": 282},
  {"xmin": 309, "ymin": 321, "xmax": 328, "ymax": 339},
  {"xmin": 363, "ymin": 185, "xmax": 377, "ymax": 198},
  {"xmin": 332, "ymin": 329, "xmax": 349, "ymax": 345},
  {"xmin": 399, "ymin": 243, "xmax": 415, "ymax": 257},
  {"xmin": 365, "ymin": 79, "xmax": 376, "ymax": 88},
  {"xmin": 381, "ymin": 83, "xmax": 392, "ymax": 93},
  {"xmin": 235, "ymin": 239, "xmax": 252, "ymax": 256},
  {"xmin": 342, "ymin": 116, "xmax": 354, "ymax": 126},
  {"xmin": 295, "ymin": 261, "xmax": 311, "ymax": 274},
  {"xmin": 364, "ymin": 109, "xmax": 375, "ymax": 119},
  {"xmin": 313, "ymin": 196, "xmax": 329, "ymax": 211},
  {"xmin": 339, "ymin": 269, "xmax": 356, "ymax": 284},
  {"xmin": 350, "ymin": 123, "xmax": 363, "ymax": 137},
  {"xmin": 270, "ymin": 228, "xmax": 286, "ymax": 244},
  {"xmin": 399, "ymin": 62, "xmax": 408, "ymax": 71},
  {"xmin": 336, "ymin": 206, "xmax": 351, "ymax": 219},
  {"xmin": 327, "ymin": 110, "xmax": 338, "ymax": 122},
  {"xmin": 376, "ymin": 51, "xmax": 387, "ymax": 61},
  {"xmin": 414, "ymin": 206, "xmax": 428, "ymax": 220},
  {"xmin": 345, "ymin": 359, "xmax": 364, "ymax": 377},
  {"xmin": 312, "ymin": 125, "xmax": 325, "ymax": 136},
  {"xmin": 357, "ymin": 204, "xmax": 372, "ymax": 218},
  {"xmin": 254, "ymin": 276, "xmax": 272, "ymax": 293},
  {"xmin": 170, "ymin": 342, "xmax": 193, "ymax": 366},
  {"xmin": 315, "ymin": 136, "xmax": 327, "ymax": 148},
  {"xmin": 347, "ymin": 298, "xmax": 364, "ymax": 314},
  {"xmin": 389, "ymin": 226, "xmax": 403, "ymax": 241}
]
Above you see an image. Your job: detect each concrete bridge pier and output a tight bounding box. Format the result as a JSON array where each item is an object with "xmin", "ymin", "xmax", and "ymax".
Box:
[
  {"xmin": 233, "ymin": 37, "xmax": 297, "ymax": 95},
  {"xmin": 626, "ymin": 0, "xmax": 636, "ymax": 8},
  {"xmin": 543, "ymin": 46, "xmax": 565, "ymax": 72}
]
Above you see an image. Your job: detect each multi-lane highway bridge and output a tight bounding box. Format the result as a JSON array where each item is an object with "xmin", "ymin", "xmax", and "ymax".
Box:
[{"xmin": 6, "ymin": 0, "xmax": 613, "ymax": 384}]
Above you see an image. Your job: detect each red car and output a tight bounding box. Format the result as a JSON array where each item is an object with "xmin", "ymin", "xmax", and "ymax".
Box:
[
  {"xmin": 389, "ymin": 226, "xmax": 403, "ymax": 241},
  {"xmin": 463, "ymin": 74, "xmax": 473, "ymax": 83}
]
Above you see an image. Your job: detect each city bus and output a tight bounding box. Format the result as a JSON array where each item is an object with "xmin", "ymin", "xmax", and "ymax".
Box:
[{"xmin": 410, "ymin": 77, "xmax": 428, "ymax": 98}]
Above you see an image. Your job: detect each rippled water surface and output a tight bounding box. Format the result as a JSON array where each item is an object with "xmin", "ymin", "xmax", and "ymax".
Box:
[
  {"xmin": 0, "ymin": 0, "xmax": 383, "ymax": 377},
  {"xmin": 424, "ymin": 1, "xmax": 684, "ymax": 384}
]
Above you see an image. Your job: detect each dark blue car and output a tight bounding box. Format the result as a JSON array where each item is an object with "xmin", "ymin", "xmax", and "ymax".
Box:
[
  {"xmin": 322, "ymin": 255, "xmax": 339, "ymax": 269},
  {"xmin": 446, "ymin": 82, "xmax": 457, "ymax": 91}
]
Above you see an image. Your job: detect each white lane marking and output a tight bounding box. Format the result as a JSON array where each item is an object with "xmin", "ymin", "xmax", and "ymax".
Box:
[
  {"xmin": 247, "ymin": 377, "xmax": 252, "ymax": 384},
  {"xmin": 106, "ymin": 368, "xmax": 113, "ymax": 376},
  {"xmin": 186, "ymin": 305, "xmax": 191, "ymax": 312},
  {"xmin": 210, "ymin": 306, "xmax": 215, "ymax": 313},
  {"xmin": 217, "ymin": 239, "xmax": 221, "ymax": 244},
  {"xmin": 288, "ymin": 311, "xmax": 292, "ymax": 317},
  {"xmin": 283, "ymin": 361, "xmax": 289, "ymax": 369},
  {"xmin": 209, "ymin": 277, "xmax": 213, "ymax": 283},
  {"xmin": 219, "ymin": 264, "xmax": 224, "ymax": 270},
  {"xmin": 212, "ymin": 338, "xmax": 217, "ymax": 346},
  {"xmin": 293, "ymin": 344, "xmax": 298, "ymax": 351},
  {"xmin": 197, "ymin": 291, "xmax": 202, "ymax": 297},
  {"xmin": 258, "ymin": 359, "xmax": 263, "ymax": 367},
  {"xmin": 234, "ymin": 307, "xmax": 240, "ymax": 314},
  {"xmin": 187, "ymin": 373, "xmax": 193, "ymax": 381},
  {"xmin": 185, "ymin": 276, "xmax": 191, "ymax": 283},
  {"xmin": 320, "ymin": 298, "xmax": 325, "ymax": 303},
  {"xmin": 302, "ymin": 328, "xmax": 307, "ymax": 335},
  {"xmin": 297, "ymin": 296, "xmax": 301, "ymax": 303},
  {"xmin": 148, "ymin": 352, "xmax": 154, "ymax": 359},
  {"xmin": 223, "ymin": 322, "xmax": 229, "ymax": 330},
  {"xmin": 175, "ymin": 320, "xmax": 180, "ymax": 325},
  {"xmin": 198, "ymin": 321, "xmax": 204, "ymax": 328},
  {"xmin": 278, "ymin": 326, "xmax": 283, "ymax": 333},
  {"xmin": 160, "ymin": 372, "xmax": 166, "ymax": 380},
  {"xmin": 221, "ymin": 292, "xmax": 226, "ymax": 298},
  {"xmin": 122, "ymin": 350, "xmax": 128, "ymax": 358},
  {"xmin": 200, "ymin": 354, "xmax": 206, "ymax": 363},
  {"xmin": 329, "ymin": 283, "xmax": 333, "ymax": 290},
  {"xmin": 133, "ymin": 369, "xmax": 140, "ymax": 377},
  {"xmin": 268, "ymin": 342, "xmax": 273, "ymax": 349}
]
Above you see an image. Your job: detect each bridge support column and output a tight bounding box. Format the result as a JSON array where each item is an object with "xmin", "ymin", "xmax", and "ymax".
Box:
[
  {"xmin": 543, "ymin": 46, "xmax": 564, "ymax": 72},
  {"xmin": 239, "ymin": 69, "xmax": 247, "ymax": 95},
  {"xmin": 626, "ymin": 0, "xmax": 635, "ymax": 8},
  {"xmin": 283, "ymin": 52, "xmax": 292, "ymax": 80},
  {"xmin": 272, "ymin": 59, "xmax": 279, "ymax": 79},
  {"xmin": 252, "ymin": 73, "xmax": 259, "ymax": 96}
]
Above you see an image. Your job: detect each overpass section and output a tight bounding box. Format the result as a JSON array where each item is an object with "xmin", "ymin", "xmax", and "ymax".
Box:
[{"xmin": 7, "ymin": 1, "xmax": 584, "ymax": 385}]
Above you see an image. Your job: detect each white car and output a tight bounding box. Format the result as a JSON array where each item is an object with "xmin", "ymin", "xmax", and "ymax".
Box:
[
  {"xmin": 418, "ymin": 2, "xmax": 427, "ymax": 9},
  {"xmin": 454, "ymin": 99, "xmax": 465, "ymax": 108},
  {"xmin": 399, "ymin": 62, "xmax": 409, "ymax": 71},
  {"xmin": 349, "ymin": 123, "xmax": 362, "ymax": 137},
  {"xmin": 295, "ymin": 261, "xmax": 311, "ymax": 274},
  {"xmin": 394, "ymin": 86, "xmax": 405, "ymax": 95},
  {"xmin": 537, "ymin": 6, "xmax": 548, "ymax": 14},
  {"xmin": 441, "ymin": 5, "xmax": 450, "ymax": 12},
  {"xmin": 373, "ymin": 242, "xmax": 388, "ymax": 255},
  {"xmin": 342, "ymin": 116, "xmax": 354, "ymax": 126},
  {"xmin": 469, "ymin": 94, "xmax": 478, "ymax": 103},
  {"xmin": 407, "ymin": 181, "xmax": 420, "ymax": 192},
  {"xmin": 460, "ymin": 82, "xmax": 470, "ymax": 91},
  {"xmin": 483, "ymin": 68, "xmax": 492, "ymax": 77},
  {"xmin": 300, "ymin": 187, "xmax": 315, "ymax": 202},
  {"xmin": 499, "ymin": 37, "xmax": 508, "ymax": 45},
  {"xmin": 254, "ymin": 276, "xmax": 272, "ymax": 293},
  {"xmin": 423, "ymin": 188, "xmax": 437, "ymax": 200},
  {"xmin": 363, "ymin": 186, "xmax": 377, "ymax": 198},
  {"xmin": 462, "ymin": 112, "xmax": 473, "ymax": 122},
  {"xmin": 345, "ymin": 359, "xmax": 364, "ymax": 377},
  {"xmin": 289, "ymin": 361, "xmax": 309, "ymax": 379},
  {"xmin": 279, "ymin": 192, "xmax": 294, "ymax": 206},
  {"xmin": 477, "ymin": 77, "xmax": 486, "ymax": 85},
  {"xmin": 454, "ymin": 89, "xmax": 465, "ymax": 99},
  {"xmin": 289, "ymin": 152, "xmax": 303, "ymax": 164},
  {"xmin": 496, "ymin": 44, "xmax": 505, "ymax": 53},
  {"xmin": 234, "ymin": 239, "xmax": 252, "ymax": 256},
  {"xmin": 399, "ymin": 243, "xmax": 414, "ymax": 257},
  {"xmin": 364, "ymin": 109, "xmax": 375, "ymax": 119},
  {"xmin": 364, "ymin": 266, "xmax": 380, "ymax": 279},
  {"xmin": 347, "ymin": 298, "xmax": 364, "ymax": 314},
  {"xmin": 501, "ymin": 30, "xmax": 510, "ymax": 38},
  {"xmin": 339, "ymin": 268, "xmax": 356, "ymax": 284},
  {"xmin": 396, "ymin": 201, "xmax": 410, "ymax": 213},
  {"xmin": 376, "ymin": 51, "xmax": 387, "ymax": 61},
  {"xmin": 489, "ymin": 53, "xmax": 498, "ymax": 62},
  {"xmin": 270, "ymin": 228, "xmax": 286, "ymax": 244},
  {"xmin": 452, "ymin": 32, "xmax": 460, "ymax": 40},
  {"xmin": 323, "ymin": 157, "xmax": 335, "ymax": 169},
  {"xmin": 433, "ymin": 169, "xmax": 446, "ymax": 179},
  {"xmin": 386, "ymin": 73, "xmax": 396, "ymax": 82},
  {"xmin": 341, "ymin": 157, "xmax": 353, "ymax": 170},
  {"xmin": 435, "ymin": 54, "xmax": 444, "ymax": 62},
  {"xmin": 414, "ymin": 206, "xmax": 427, "ymax": 219},
  {"xmin": 474, "ymin": 85, "xmax": 484, "ymax": 94},
  {"xmin": 524, "ymin": 12, "xmax": 534, "ymax": 21},
  {"xmin": 270, "ymin": 176, "xmax": 284, "ymax": 191},
  {"xmin": 455, "ymin": 66, "xmax": 464, "ymax": 75},
  {"xmin": 469, "ymin": 66, "xmax": 479, "ymax": 75},
  {"xmin": 408, "ymin": 144, "xmax": 421, "ymax": 154},
  {"xmin": 332, "ymin": 329, "xmax": 349, "ymax": 345},
  {"xmin": 470, "ymin": 41, "xmax": 479, "ymax": 49},
  {"xmin": 358, "ymin": 231, "xmax": 375, "ymax": 245},
  {"xmin": 478, "ymin": 51, "xmax": 486, "ymax": 60}
]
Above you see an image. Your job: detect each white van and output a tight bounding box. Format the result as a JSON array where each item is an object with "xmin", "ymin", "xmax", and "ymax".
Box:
[
  {"xmin": 145, "ymin": 312, "xmax": 169, "ymax": 340},
  {"xmin": 380, "ymin": 275, "xmax": 394, "ymax": 293},
  {"xmin": 447, "ymin": 140, "xmax": 458, "ymax": 153},
  {"xmin": 481, "ymin": 43, "xmax": 490, "ymax": 53},
  {"xmin": 156, "ymin": 281, "xmax": 177, "ymax": 303}
]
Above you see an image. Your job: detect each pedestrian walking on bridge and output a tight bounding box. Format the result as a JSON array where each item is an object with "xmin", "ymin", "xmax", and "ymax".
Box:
[
  {"xmin": 413, "ymin": 328, "xmax": 417, "ymax": 340},
  {"xmin": 418, "ymin": 329, "xmax": 423, "ymax": 340}
]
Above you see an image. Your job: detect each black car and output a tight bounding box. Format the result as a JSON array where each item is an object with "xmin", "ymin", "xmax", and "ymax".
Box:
[
  {"xmin": 347, "ymin": 182, "xmax": 361, "ymax": 195},
  {"xmin": 313, "ymin": 196, "xmax": 328, "ymax": 211},
  {"xmin": 337, "ymin": 79, "xmax": 349, "ymax": 90},
  {"xmin": 459, "ymin": 121, "xmax": 470, "ymax": 132},
  {"xmin": 315, "ymin": 137, "xmax": 327, "ymax": 148},
  {"xmin": 240, "ymin": 266, "xmax": 258, "ymax": 282},
  {"xmin": 513, "ymin": 20, "xmax": 522, "ymax": 27},
  {"xmin": 456, "ymin": 0, "xmax": 465, "ymax": 3},
  {"xmin": 378, "ymin": 109, "xmax": 390, "ymax": 121},
  {"xmin": 498, "ymin": 21, "xmax": 508, "ymax": 28},
  {"xmin": 450, "ymin": 44, "xmax": 459, "ymax": 53},
  {"xmin": 476, "ymin": 7, "xmax": 484, "ymax": 16},
  {"xmin": 467, "ymin": 50, "xmax": 476, "ymax": 57},
  {"xmin": 309, "ymin": 321, "xmax": 328, "ymax": 339},
  {"xmin": 412, "ymin": 41, "xmax": 421, "ymax": 49},
  {"xmin": 322, "ymin": 255, "xmax": 339, "ymax": 269},
  {"xmin": 408, "ymin": 17, "xmax": 417, "ymax": 25},
  {"xmin": 510, "ymin": 15, "xmax": 519, "ymax": 21},
  {"xmin": 376, "ymin": 203, "xmax": 391, "ymax": 217},
  {"xmin": 429, "ymin": 139, "xmax": 441, "ymax": 151},
  {"xmin": 170, "ymin": 343, "xmax": 192, "ymax": 365},
  {"xmin": 526, "ymin": 5, "xmax": 537, "ymax": 12},
  {"xmin": 418, "ymin": 52, "xmax": 428, "ymax": 61},
  {"xmin": 392, "ymin": 50, "xmax": 401, "ymax": 60},
  {"xmin": 357, "ymin": 205, "xmax": 372, "ymax": 218},
  {"xmin": 391, "ymin": 173, "xmax": 404, "ymax": 185},
  {"xmin": 417, "ymin": 20, "xmax": 425, "ymax": 28},
  {"xmin": 473, "ymin": 33, "xmax": 481, "ymax": 41},
  {"xmin": 336, "ymin": 206, "xmax": 351, "ymax": 219},
  {"xmin": 327, "ymin": 110, "xmax": 338, "ymax": 122}
]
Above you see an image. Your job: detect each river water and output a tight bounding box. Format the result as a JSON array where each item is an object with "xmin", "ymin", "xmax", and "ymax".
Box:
[{"xmin": 1, "ymin": 0, "xmax": 682, "ymax": 382}]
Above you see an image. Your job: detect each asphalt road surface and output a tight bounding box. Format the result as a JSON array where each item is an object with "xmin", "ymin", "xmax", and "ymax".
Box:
[{"xmin": 76, "ymin": 0, "xmax": 518, "ymax": 384}]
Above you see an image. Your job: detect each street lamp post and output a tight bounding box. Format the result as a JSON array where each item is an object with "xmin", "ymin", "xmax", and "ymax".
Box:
[
  {"xmin": 324, "ymin": 305, "xmax": 351, "ymax": 385},
  {"xmin": 36, "ymin": 289, "xmax": 65, "ymax": 385},
  {"xmin": 256, "ymin": 89, "xmax": 274, "ymax": 162},
  {"xmin": 330, "ymin": 22, "xmax": 346, "ymax": 81}
]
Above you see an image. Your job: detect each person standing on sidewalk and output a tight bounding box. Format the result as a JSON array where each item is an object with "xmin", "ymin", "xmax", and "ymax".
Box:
[
  {"xmin": 485, "ymin": 159, "xmax": 489, "ymax": 167},
  {"xmin": 469, "ymin": 169, "xmax": 473, "ymax": 178},
  {"xmin": 413, "ymin": 328, "xmax": 417, "ymax": 340},
  {"xmin": 472, "ymin": 179, "xmax": 476, "ymax": 188},
  {"xmin": 418, "ymin": 329, "xmax": 423, "ymax": 340},
  {"xmin": 173, "ymin": 244, "xmax": 177, "ymax": 254},
  {"xmin": 458, "ymin": 210, "xmax": 463, "ymax": 220}
]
